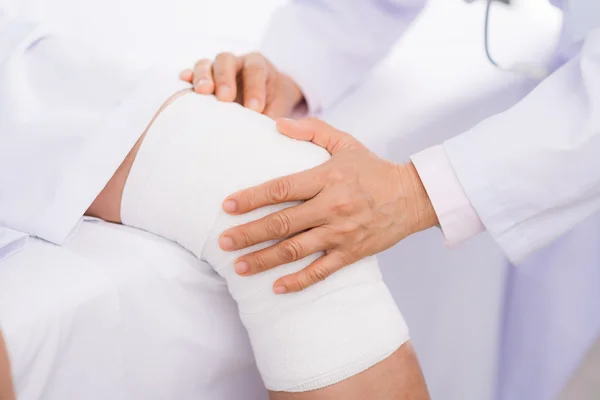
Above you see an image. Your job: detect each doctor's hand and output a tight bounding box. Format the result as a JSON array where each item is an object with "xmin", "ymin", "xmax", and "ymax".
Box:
[
  {"xmin": 180, "ymin": 52, "xmax": 304, "ymax": 118},
  {"xmin": 218, "ymin": 118, "xmax": 439, "ymax": 293}
]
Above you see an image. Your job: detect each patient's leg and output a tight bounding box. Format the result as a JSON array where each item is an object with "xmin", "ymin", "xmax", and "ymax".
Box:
[
  {"xmin": 269, "ymin": 343, "xmax": 427, "ymax": 400},
  {"xmin": 0, "ymin": 332, "xmax": 15, "ymax": 400},
  {"xmin": 90, "ymin": 92, "xmax": 429, "ymax": 399}
]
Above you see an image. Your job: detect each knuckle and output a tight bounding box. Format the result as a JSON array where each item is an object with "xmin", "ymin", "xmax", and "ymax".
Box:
[
  {"xmin": 308, "ymin": 266, "xmax": 330, "ymax": 283},
  {"xmin": 253, "ymin": 254, "xmax": 269, "ymax": 272},
  {"xmin": 247, "ymin": 51, "xmax": 264, "ymax": 60},
  {"xmin": 244, "ymin": 81, "xmax": 264, "ymax": 98},
  {"xmin": 215, "ymin": 52, "xmax": 234, "ymax": 62},
  {"xmin": 295, "ymin": 276, "xmax": 308, "ymax": 292},
  {"xmin": 326, "ymin": 168, "xmax": 346, "ymax": 183},
  {"xmin": 243, "ymin": 65, "xmax": 266, "ymax": 90},
  {"xmin": 245, "ymin": 55, "xmax": 265, "ymax": 69},
  {"xmin": 331, "ymin": 196, "xmax": 355, "ymax": 216},
  {"xmin": 214, "ymin": 54, "xmax": 235, "ymax": 78},
  {"xmin": 245, "ymin": 52, "xmax": 269, "ymax": 69},
  {"xmin": 244, "ymin": 68, "xmax": 265, "ymax": 87},
  {"xmin": 265, "ymin": 212, "xmax": 292, "ymax": 237},
  {"xmin": 339, "ymin": 219, "xmax": 359, "ymax": 235},
  {"xmin": 237, "ymin": 190, "xmax": 256, "ymax": 210},
  {"xmin": 214, "ymin": 69, "xmax": 232, "ymax": 82},
  {"xmin": 194, "ymin": 58, "xmax": 211, "ymax": 70},
  {"xmin": 279, "ymin": 240, "xmax": 302, "ymax": 263},
  {"xmin": 337, "ymin": 251, "xmax": 354, "ymax": 266},
  {"xmin": 268, "ymin": 179, "xmax": 291, "ymax": 203},
  {"xmin": 239, "ymin": 227, "xmax": 254, "ymax": 247},
  {"xmin": 320, "ymin": 226, "xmax": 341, "ymax": 247}
]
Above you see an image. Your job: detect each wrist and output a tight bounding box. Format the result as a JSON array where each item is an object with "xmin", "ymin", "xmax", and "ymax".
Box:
[{"xmin": 400, "ymin": 162, "xmax": 439, "ymax": 233}]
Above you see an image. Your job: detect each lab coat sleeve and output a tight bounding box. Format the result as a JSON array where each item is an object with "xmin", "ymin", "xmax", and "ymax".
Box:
[
  {"xmin": 260, "ymin": 0, "xmax": 427, "ymax": 113},
  {"xmin": 442, "ymin": 28, "xmax": 600, "ymax": 264},
  {"xmin": 0, "ymin": 8, "xmax": 191, "ymax": 248}
]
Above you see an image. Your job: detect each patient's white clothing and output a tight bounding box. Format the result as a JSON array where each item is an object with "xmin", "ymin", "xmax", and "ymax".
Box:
[
  {"xmin": 0, "ymin": 6, "xmax": 190, "ymax": 256},
  {"xmin": 121, "ymin": 93, "xmax": 410, "ymax": 392}
]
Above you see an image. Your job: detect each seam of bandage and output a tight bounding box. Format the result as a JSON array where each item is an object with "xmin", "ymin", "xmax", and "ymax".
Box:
[{"xmin": 122, "ymin": 108, "xmax": 181, "ymax": 223}]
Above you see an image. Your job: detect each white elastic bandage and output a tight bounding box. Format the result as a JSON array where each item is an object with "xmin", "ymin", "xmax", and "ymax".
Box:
[{"xmin": 121, "ymin": 93, "xmax": 410, "ymax": 392}]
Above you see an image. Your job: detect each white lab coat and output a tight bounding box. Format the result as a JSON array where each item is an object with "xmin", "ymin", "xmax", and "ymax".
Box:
[
  {"xmin": 262, "ymin": 0, "xmax": 600, "ymax": 264},
  {"xmin": 260, "ymin": 1, "xmax": 600, "ymax": 399}
]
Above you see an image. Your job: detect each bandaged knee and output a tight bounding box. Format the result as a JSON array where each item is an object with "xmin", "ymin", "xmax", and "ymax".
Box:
[{"xmin": 121, "ymin": 93, "xmax": 410, "ymax": 392}]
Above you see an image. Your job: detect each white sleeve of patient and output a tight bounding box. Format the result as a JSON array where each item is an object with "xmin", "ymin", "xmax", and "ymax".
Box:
[
  {"xmin": 120, "ymin": 93, "xmax": 410, "ymax": 392},
  {"xmin": 0, "ymin": 6, "xmax": 190, "ymax": 248}
]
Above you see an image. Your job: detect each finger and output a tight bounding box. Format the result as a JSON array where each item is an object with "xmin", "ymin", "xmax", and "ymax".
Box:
[
  {"xmin": 222, "ymin": 167, "xmax": 324, "ymax": 215},
  {"xmin": 263, "ymin": 98, "xmax": 293, "ymax": 119},
  {"xmin": 219, "ymin": 200, "xmax": 328, "ymax": 251},
  {"xmin": 242, "ymin": 53, "xmax": 267, "ymax": 112},
  {"xmin": 272, "ymin": 251, "xmax": 351, "ymax": 294},
  {"xmin": 179, "ymin": 69, "xmax": 193, "ymax": 82},
  {"xmin": 232, "ymin": 227, "xmax": 332, "ymax": 276},
  {"xmin": 213, "ymin": 52, "xmax": 240, "ymax": 102},
  {"xmin": 276, "ymin": 118, "xmax": 359, "ymax": 154},
  {"xmin": 192, "ymin": 59, "xmax": 215, "ymax": 94}
]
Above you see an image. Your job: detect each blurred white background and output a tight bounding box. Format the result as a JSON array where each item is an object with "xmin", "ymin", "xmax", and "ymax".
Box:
[{"xmin": 6, "ymin": 0, "xmax": 563, "ymax": 398}]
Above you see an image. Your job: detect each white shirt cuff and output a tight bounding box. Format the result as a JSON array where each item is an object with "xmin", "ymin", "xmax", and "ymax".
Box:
[{"xmin": 411, "ymin": 145, "xmax": 485, "ymax": 247}]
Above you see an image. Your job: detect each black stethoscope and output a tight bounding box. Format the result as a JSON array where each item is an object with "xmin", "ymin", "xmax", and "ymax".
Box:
[{"xmin": 481, "ymin": 0, "xmax": 551, "ymax": 79}]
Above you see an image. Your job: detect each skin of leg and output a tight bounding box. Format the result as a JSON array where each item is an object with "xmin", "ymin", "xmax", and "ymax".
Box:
[
  {"xmin": 87, "ymin": 92, "xmax": 430, "ymax": 399},
  {"xmin": 270, "ymin": 342, "xmax": 429, "ymax": 400},
  {"xmin": 0, "ymin": 331, "xmax": 15, "ymax": 400}
]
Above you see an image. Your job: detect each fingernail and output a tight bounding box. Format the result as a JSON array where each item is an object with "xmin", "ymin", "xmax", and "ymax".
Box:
[
  {"xmin": 219, "ymin": 236, "xmax": 234, "ymax": 250},
  {"xmin": 247, "ymin": 98, "xmax": 260, "ymax": 111},
  {"xmin": 234, "ymin": 261, "xmax": 249, "ymax": 275},
  {"xmin": 218, "ymin": 85, "xmax": 231, "ymax": 98},
  {"xmin": 195, "ymin": 79, "xmax": 210, "ymax": 88},
  {"xmin": 223, "ymin": 200, "xmax": 237, "ymax": 213},
  {"xmin": 273, "ymin": 285, "xmax": 287, "ymax": 294}
]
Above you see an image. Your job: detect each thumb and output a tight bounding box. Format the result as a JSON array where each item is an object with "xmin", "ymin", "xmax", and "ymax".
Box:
[
  {"xmin": 275, "ymin": 117, "xmax": 357, "ymax": 155},
  {"xmin": 264, "ymin": 98, "xmax": 294, "ymax": 120}
]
